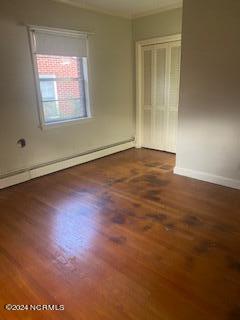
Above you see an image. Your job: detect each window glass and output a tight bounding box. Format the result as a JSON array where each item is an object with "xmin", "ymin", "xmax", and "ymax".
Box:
[{"xmin": 36, "ymin": 55, "xmax": 89, "ymax": 124}]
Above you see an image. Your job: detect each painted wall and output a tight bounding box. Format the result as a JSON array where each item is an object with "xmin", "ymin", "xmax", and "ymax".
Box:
[
  {"xmin": 0, "ymin": 0, "xmax": 134, "ymax": 176},
  {"xmin": 176, "ymin": 0, "xmax": 240, "ymax": 185},
  {"xmin": 133, "ymin": 8, "xmax": 182, "ymax": 40}
]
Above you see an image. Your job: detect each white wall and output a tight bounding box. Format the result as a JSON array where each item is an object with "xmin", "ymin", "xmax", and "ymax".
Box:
[
  {"xmin": 175, "ymin": 0, "xmax": 240, "ymax": 189},
  {"xmin": 133, "ymin": 8, "xmax": 182, "ymax": 41},
  {"xmin": 0, "ymin": 0, "xmax": 134, "ymax": 176}
]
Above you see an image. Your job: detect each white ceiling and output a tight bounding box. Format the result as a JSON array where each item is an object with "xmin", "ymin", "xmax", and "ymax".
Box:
[{"xmin": 53, "ymin": 0, "xmax": 182, "ymax": 19}]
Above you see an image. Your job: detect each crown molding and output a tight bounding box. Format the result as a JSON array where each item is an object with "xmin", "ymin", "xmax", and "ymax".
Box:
[
  {"xmin": 52, "ymin": 0, "xmax": 182, "ymax": 20},
  {"xmin": 52, "ymin": 0, "xmax": 132, "ymax": 18}
]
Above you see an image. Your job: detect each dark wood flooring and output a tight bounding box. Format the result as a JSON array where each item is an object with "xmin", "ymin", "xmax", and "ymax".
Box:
[{"xmin": 0, "ymin": 148, "xmax": 240, "ymax": 320}]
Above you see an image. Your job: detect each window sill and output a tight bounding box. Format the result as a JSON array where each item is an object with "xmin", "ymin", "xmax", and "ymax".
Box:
[{"xmin": 39, "ymin": 116, "xmax": 93, "ymax": 130}]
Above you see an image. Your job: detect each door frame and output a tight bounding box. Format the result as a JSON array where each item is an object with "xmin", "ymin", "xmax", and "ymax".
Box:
[{"xmin": 135, "ymin": 34, "xmax": 181, "ymax": 148}]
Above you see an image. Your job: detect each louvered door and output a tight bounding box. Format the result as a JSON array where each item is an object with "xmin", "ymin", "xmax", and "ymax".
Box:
[
  {"xmin": 141, "ymin": 40, "xmax": 181, "ymax": 153},
  {"xmin": 141, "ymin": 46, "xmax": 154, "ymax": 148}
]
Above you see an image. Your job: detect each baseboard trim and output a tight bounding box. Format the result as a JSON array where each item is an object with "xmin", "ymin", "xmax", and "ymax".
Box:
[
  {"xmin": 174, "ymin": 167, "xmax": 240, "ymax": 190},
  {"xmin": 0, "ymin": 140, "xmax": 135, "ymax": 189}
]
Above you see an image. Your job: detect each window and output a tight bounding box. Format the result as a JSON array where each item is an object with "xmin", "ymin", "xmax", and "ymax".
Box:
[
  {"xmin": 29, "ymin": 26, "xmax": 91, "ymax": 127},
  {"xmin": 37, "ymin": 56, "xmax": 88, "ymax": 123}
]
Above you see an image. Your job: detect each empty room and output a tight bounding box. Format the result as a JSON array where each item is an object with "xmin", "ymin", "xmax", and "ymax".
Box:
[{"xmin": 0, "ymin": 0, "xmax": 240, "ymax": 319}]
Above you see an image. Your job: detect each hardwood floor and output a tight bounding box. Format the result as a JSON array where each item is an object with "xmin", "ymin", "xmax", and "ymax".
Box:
[{"xmin": 0, "ymin": 148, "xmax": 240, "ymax": 320}]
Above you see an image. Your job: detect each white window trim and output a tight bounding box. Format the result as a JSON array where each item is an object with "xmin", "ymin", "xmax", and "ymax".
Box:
[{"xmin": 28, "ymin": 26, "xmax": 93, "ymax": 130}]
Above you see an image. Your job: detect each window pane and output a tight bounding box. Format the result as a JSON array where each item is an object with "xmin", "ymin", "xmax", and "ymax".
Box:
[
  {"xmin": 55, "ymin": 78, "xmax": 83, "ymax": 100},
  {"xmin": 43, "ymin": 101, "xmax": 60, "ymax": 121},
  {"xmin": 43, "ymin": 99, "xmax": 86, "ymax": 123},
  {"xmin": 36, "ymin": 54, "xmax": 88, "ymax": 124},
  {"xmin": 40, "ymin": 79, "xmax": 56, "ymax": 101}
]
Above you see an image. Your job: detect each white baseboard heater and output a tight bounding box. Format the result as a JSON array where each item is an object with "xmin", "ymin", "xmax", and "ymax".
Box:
[{"xmin": 0, "ymin": 139, "xmax": 135, "ymax": 189}]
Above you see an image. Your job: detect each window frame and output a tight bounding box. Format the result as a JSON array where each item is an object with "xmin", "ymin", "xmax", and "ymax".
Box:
[{"xmin": 28, "ymin": 26, "xmax": 92, "ymax": 130}]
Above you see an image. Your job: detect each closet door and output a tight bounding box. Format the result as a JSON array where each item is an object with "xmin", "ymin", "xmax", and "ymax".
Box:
[
  {"xmin": 141, "ymin": 40, "xmax": 181, "ymax": 153},
  {"xmin": 165, "ymin": 41, "xmax": 181, "ymax": 153},
  {"xmin": 154, "ymin": 44, "xmax": 168, "ymax": 150},
  {"xmin": 141, "ymin": 46, "xmax": 154, "ymax": 148}
]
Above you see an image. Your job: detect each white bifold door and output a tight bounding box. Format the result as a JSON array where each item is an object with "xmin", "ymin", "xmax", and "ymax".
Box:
[{"xmin": 141, "ymin": 41, "xmax": 181, "ymax": 153}]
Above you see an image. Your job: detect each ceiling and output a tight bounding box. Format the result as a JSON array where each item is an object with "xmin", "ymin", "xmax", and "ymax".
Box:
[{"xmin": 53, "ymin": 0, "xmax": 182, "ymax": 19}]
